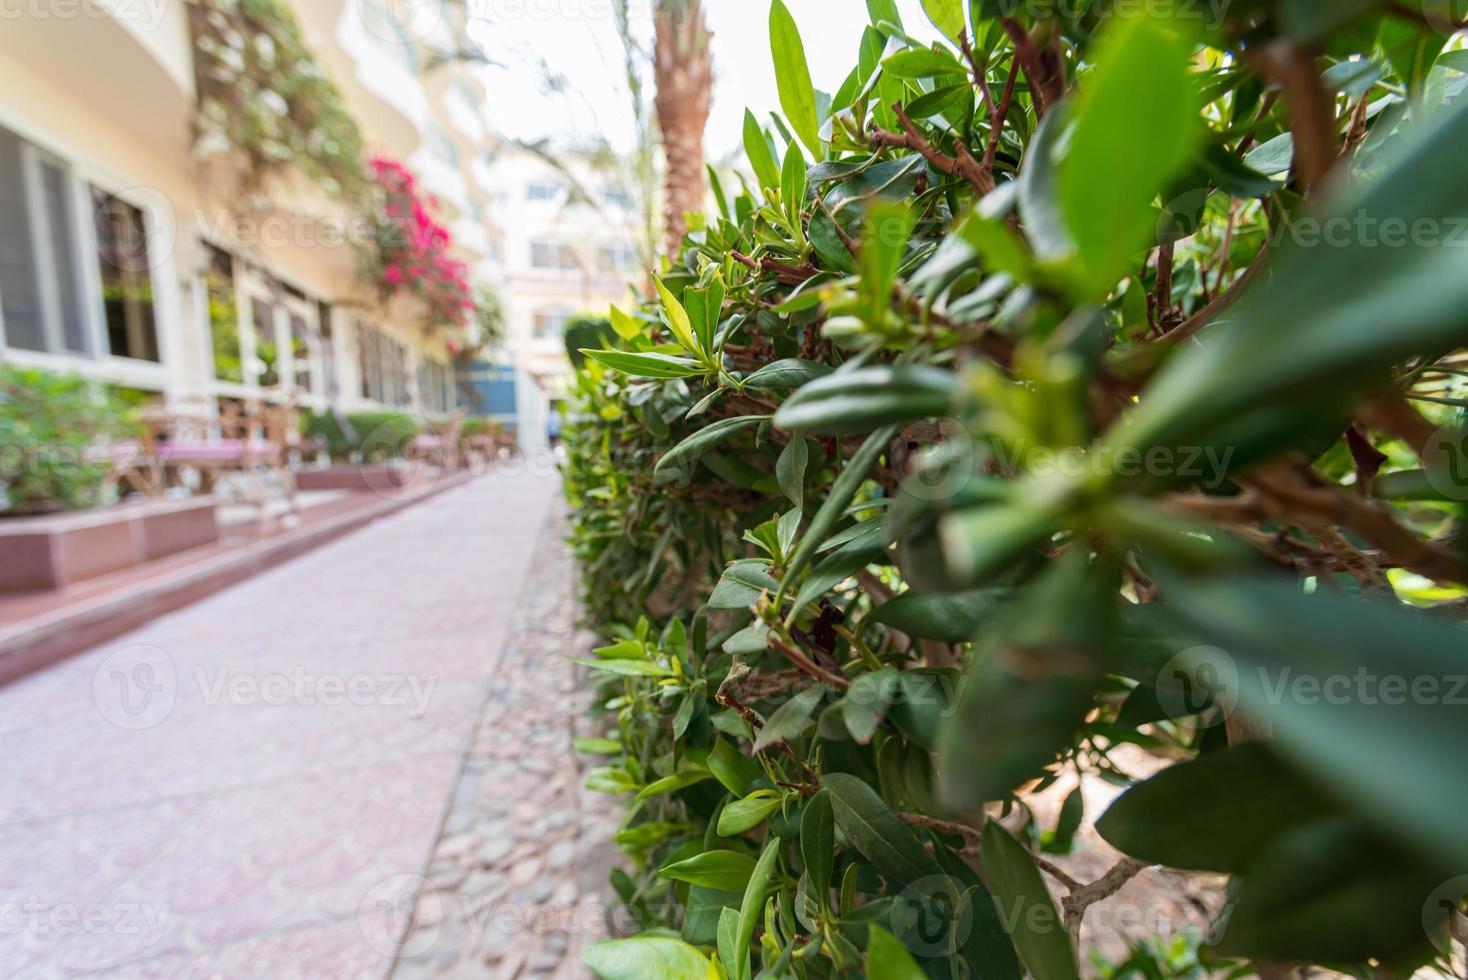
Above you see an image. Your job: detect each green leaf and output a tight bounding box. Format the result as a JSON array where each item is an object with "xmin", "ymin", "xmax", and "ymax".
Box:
[
  {"xmin": 779, "ymin": 425, "xmax": 900, "ymax": 595},
  {"xmin": 581, "ymin": 349, "xmax": 704, "ymax": 379},
  {"xmin": 938, "ymin": 556, "xmax": 1109, "ymax": 807},
  {"xmin": 800, "ymin": 789, "xmax": 835, "ymax": 902},
  {"xmin": 980, "ymin": 823, "xmax": 1080, "ymax": 980},
  {"xmin": 842, "ymin": 668, "xmax": 898, "ymax": 744},
  {"xmin": 733, "ymin": 839, "xmax": 782, "ymax": 980},
  {"xmin": 717, "ymin": 907, "xmax": 739, "ymax": 977},
  {"xmin": 1096, "ymin": 743, "xmax": 1338, "ymax": 873},
  {"xmin": 860, "ymin": 202, "xmax": 916, "ymax": 323},
  {"xmin": 661, "ymin": 850, "xmax": 760, "ymax": 892},
  {"xmin": 654, "ymin": 275, "xmax": 700, "ymax": 356},
  {"xmin": 776, "ymin": 436, "xmax": 810, "ymax": 509},
  {"xmin": 1214, "ymin": 817, "xmax": 1442, "ymax": 965},
  {"xmin": 774, "ymin": 366, "xmax": 954, "ymax": 435},
  {"xmin": 919, "ymin": 0, "xmax": 964, "ymax": 41},
  {"xmin": 584, "ymin": 935, "xmax": 709, "ymax": 980},
  {"xmin": 1043, "ymin": 786, "xmax": 1084, "ymax": 854},
  {"xmin": 655, "ymin": 416, "xmax": 770, "ymax": 478},
  {"xmin": 718, "ymin": 790, "xmax": 785, "ymax": 836},
  {"xmin": 571, "ymin": 658, "xmax": 672, "ymax": 677},
  {"xmin": 868, "ymin": 589, "xmax": 1009, "ymax": 643},
  {"xmin": 744, "ymin": 109, "xmax": 782, "ymax": 193},
  {"xmin": 867, "ymin": 924, "xmax": 927, "ymax": 980},
  {"xmin": 709, "ymin": 559, "xmax": 780, "ymax": 610},
  {"xmin": 825, "ymin": 772, "xmax": 944, "ymax": 884},
  {"xmin": 608, "ymin": 306, "xmax": 642, "ymax": 341},
  {"xmin": 1057, "ymin": 14, "xmax": 1203, "ymax": 297},
  {"xmin": 638, "ymin": 769, "xmax": 714, "ymax": 800},
  {"xmin": 1163, "ymin": 575, "xmax": 1468, "ymax": 870},
  {"xmin": 769, "ymin": 0, "xmax": 822, "ymax": 159},
  {"xmin": 1107, "ymin": 94, "xmax": 1468, "ymax": 460},
  {"xmin": 866, "ymin": 0, "xmax": 902, "ymax": 31},
  {"xmin": 743, "ymin": 358, "xmax": 833, "ymax": 390},
  {"xmin": 709, "ymin": 737, "xmax": 764, "ymax": 796},
  {"xmin": 781, "ymin": 139, "xmax": 807, "ymax": 229},
  {"xmin": 882, "ymin": 46, "xmax": 966, "ymax": 79},
  {"xmin": 573, "ymin": 737, "xmax": 622, "ymax": 755},
  {"xmin": 752, "ymin": 684, "xmax": 825, "ymax": 753}
]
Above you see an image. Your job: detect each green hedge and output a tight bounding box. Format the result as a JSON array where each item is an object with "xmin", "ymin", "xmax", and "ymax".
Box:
[
  {"xmin": 0, "ymin": 366, "xmax": 136, "ymax": 514},
  {"xmin": 302, "ymin": 411, "xmax": 421, "ymax": 461},
  {"xmin": 566, "ymin": 3, "xmax": 1468, "ymax": 979}
]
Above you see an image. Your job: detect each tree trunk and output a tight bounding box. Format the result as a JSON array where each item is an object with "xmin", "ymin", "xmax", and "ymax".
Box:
[{"xmin": 653, "ymin": 0, "xmax": 712, "ymax": 258}]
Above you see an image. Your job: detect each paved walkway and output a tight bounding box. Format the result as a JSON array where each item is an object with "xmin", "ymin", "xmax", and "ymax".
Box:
[{"xmin": 0, "ymin": 470, "xmax": 615, "ymax": 978}]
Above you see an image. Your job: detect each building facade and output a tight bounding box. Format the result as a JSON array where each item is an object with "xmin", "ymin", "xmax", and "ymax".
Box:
[
  {"xmin": 482, "ymin": 145, "xmax": 645, "ymax": 450},
  {"xmin": 0, "ymin": 0, "xmax": 505, "ymax": 429}
]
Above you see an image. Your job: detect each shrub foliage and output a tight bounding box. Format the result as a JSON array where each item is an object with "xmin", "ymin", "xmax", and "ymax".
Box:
[{"xmin": 565, "ymin": 2, "xmax": 1468, "ymax": 977}]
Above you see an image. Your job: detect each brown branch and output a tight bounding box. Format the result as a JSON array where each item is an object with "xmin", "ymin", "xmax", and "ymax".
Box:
[
  {"xmin": 1256, "ymin": 40, "xmax": 1338, "ymax": 193},
  {"xmin": 900, "ymin": 812, "xmax": 984, "ymax": 848},
  {"xmin": 1061, "ymin": 858, "xmax": 1148, "ymax": 941},
  {"xmin": 984, "ymin": 57, "xmax": 1021, "ymax": 171},
  {"xmin": 1160, "ymin": 243, "xmax": 1270, "ymax": 344},
  {"xmin": 1244, "ymin": 463, "xmax": 1468, "ymax": 585},
  {"xmin": 771, "ymin": 633, "xmax": 851, "ymax": 690},
  {"xmin": 872, "ymin": 104, "xmax": 995, "ymax": 195}
]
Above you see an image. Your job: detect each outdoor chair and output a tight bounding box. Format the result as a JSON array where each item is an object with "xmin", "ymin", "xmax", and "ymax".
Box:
[
  {"xmin": 409, "ymin": 409, "xmax": 468, "ymax": 472},
  {"xmin": 107, "ymin": 393, "xmax": 301, "ymax": 520}
]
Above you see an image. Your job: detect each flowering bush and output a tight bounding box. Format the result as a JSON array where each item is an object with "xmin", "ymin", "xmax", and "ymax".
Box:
[{"xmin": 362, "ymin": 157, "xmax": 475, "ymax": 330}]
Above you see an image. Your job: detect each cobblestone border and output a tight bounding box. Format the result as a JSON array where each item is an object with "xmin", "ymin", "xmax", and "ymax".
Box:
[{"xmin": 391, "ymin": 503, "xmax": 621, "ymax": 979}]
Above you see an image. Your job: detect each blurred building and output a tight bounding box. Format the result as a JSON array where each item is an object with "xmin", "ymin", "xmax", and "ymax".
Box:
[
  {"xmin": 479, "ymin": 144, "xmax": 644, "ymax": 450},
  {"xmin": 0, "ymin": 0, "xmax": 520, "ymax": 431}
]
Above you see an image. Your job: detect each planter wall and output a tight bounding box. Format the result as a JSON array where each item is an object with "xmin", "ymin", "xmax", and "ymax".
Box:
[
  {"xmin": 295, "ymin": 464, "xmax": 410, "ymax": 493},
  {"xmin": 0, "ymin": 498, "xmax": 219, "ymax": 593}
]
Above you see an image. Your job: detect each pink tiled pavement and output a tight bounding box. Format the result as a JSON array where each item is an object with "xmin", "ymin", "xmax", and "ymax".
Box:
[{"xmin": 0, "ymin": 470, "xmax": 560, "ymax": 978}]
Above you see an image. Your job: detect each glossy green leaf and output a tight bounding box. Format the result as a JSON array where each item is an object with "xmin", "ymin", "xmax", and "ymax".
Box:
[
  {"xmin": 752, "ymin": 684, "xmax": 825, "ymax": 753},
  {"xmin": 637, "ymin": 769, "xmax": 714, "ymax": 800},
  {"xmin": 583, "ymin": 935, "xmax": 709, "ymax": 979},
  {"xmin": 653, "ymin": 276, "xmax": 700, "ymax": 356},
  {"xmin": 825, "ymin": 773, "xmax": 944, "ymax": 885},
  {"xmin": 800, "ymin": 789, "xmax": 835, "ymax": 902},
  {"xmin": 769, "ymin": 0, "xmax": 822, "ymax": 158},
  {"xmin": 743, "ymin": 358, "xmax": 833, "ymax": 390},
  {"xmin": 1057, "ymin": 14, "xmax": 1203, "ymax": 297},
  {"xmin": 655, "ymin": 415, "xmax": 770, "ymax": 478},
  {"xmin": 1096, "ymin": 743, "xmax": 1339, "ymax": 872},
  {"xmin": 867, "ymin": 924, "xmax": 927, "ymax": 979},
  {"xmin": 718, "ymin": 790, "xmax": 785, "ymax": 836},
  {"xmin": 774, "ymin": 366, "xmax": 954, "ymax": 435},
  {"xmin": 868, "ymin": 589, "xmax": 1009, "ymax": 643},
  {"xmin": 744, "ymin": 109, "xmax": 781, "ymax": 193},
  {"xmin": 733, "ymin": 839, "xmax": 781, "ymax": 980},
  {"xmin": 581, "ymin": 349, "xmax": 704, "ymax": 379},
  {"xmin": 661, "ymin": 850, "xmax": 759, "ymax": 892},
  {"xmin": 980, "ymin": 823, "xmax": 1080, "ymax": 980}
]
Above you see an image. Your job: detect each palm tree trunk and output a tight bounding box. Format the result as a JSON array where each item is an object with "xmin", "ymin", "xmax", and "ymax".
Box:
[{"xmin": 653, "ymin": 0, "xmax": 713, "ymax": 258}]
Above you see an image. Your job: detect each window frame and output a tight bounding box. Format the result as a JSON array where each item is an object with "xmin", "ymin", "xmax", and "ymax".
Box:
[{"xmin": 0, "ymin": 124, "xmax": 173, "ymax": 390}]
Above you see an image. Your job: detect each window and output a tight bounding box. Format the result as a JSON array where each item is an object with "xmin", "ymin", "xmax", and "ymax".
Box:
[
  {"xmin": 356, "ymin": 321, "xmax": 410, "ymax": 406},
  {"xmin": 533, "ymin": 310, "xmax": 572, "ymax": 339},
  {"xmin": 428, "ymin": 125, "xmax": 458, "ymax": 168},
  {"xmin": 601, "ymin": 186, "xmax": 632, "ymax": 208},
  {"xmin": 203, "ymin": 245, "xmax": 242, "ymax": 383},
  {"xmin": 289, "ymin": 313, "xmax": 313, "ymax": 394},
  {"xmin": 251, "ymin": 299, "xmax": 279, "ymax": 387},
  {"xmin": 93, "ymin": 189, "xmax": 159, "ymax": 362},
  {"xmin": 526, "ymin": 182, "xmax": 562, "ymax": 202},
  {"xmin": 529, "ymin": 242, "xmax": 577, "ymax": 271},
  {"xmin": 598, "ymin": 244, "xmax": 638, "ymax": 274},
  {"xmin": 0, "ymin": 123, "xmax": 161, "ymax": 364}
]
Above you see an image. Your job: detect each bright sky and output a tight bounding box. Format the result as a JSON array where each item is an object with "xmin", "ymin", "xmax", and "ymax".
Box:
[{"xmin": 469, "ymin": 0, "xmax": 943, "ymax": 160}]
